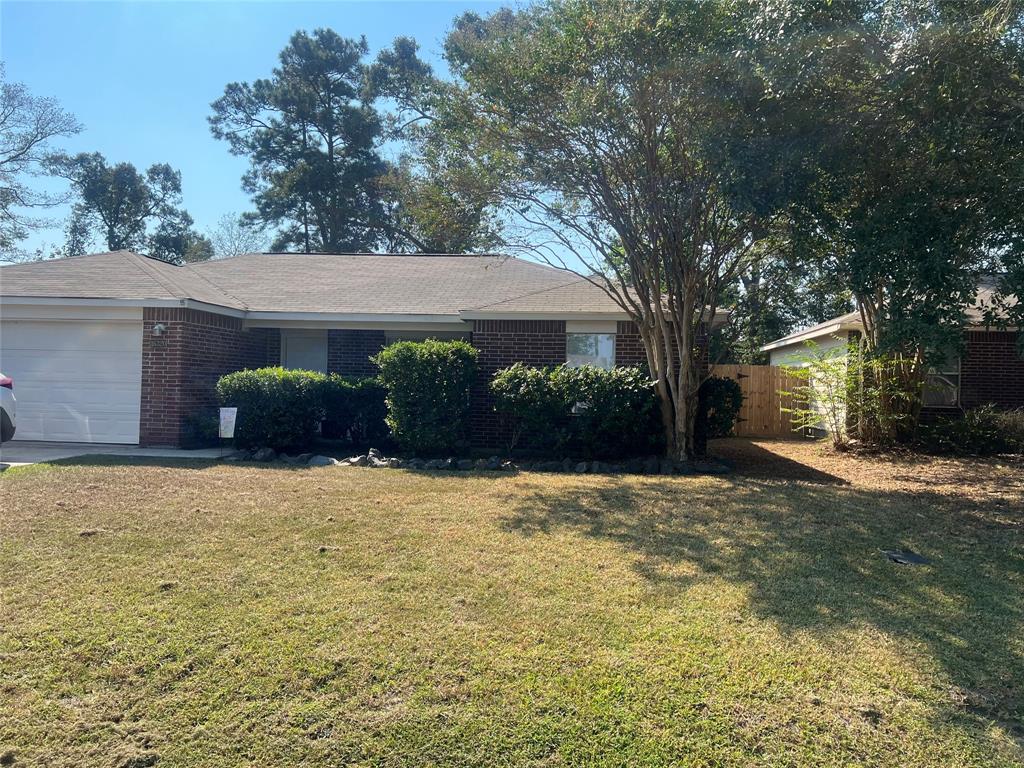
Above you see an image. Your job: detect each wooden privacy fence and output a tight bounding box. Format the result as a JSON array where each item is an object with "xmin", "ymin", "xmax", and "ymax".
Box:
[{"xmin": 709, "ymin": 364, "xmax": 803, "ymax": 437}]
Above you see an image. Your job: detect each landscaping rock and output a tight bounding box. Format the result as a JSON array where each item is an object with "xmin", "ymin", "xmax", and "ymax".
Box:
[
  {"xmin": 591, "ymin": 461, "xmax": 609, "ymax": 474},
  {"xmin": 307, "ymin": 455, "xmax": 339, "ymax": 467},
  {"xmin": 295, "ymin": 453, "xmax": 313, "ymax": 464},
  {"xmin": 222, "ymin": 449, "xmax": 251, "ymax": 462},
  {"xmin": 574, "ymin": 461, "xmax": 589, "ymax": 474},
  {"xmin": 405, "ymin": 458, "xmax": 425, "ymax": 470},
  {"xmin": 457, "ymin": 459, "xmax": 474, "ymax": 471},
  {"xmin": 386, "ymin": 457, "xmax": 403, "ymax": 469},
  {"xmin": 368, "ymin": 456, "xmax": 389, "ymax": 468},
  {"xmin": 474, "ymin": 458, "xmax": 489, "ymax": 470},
  {"xmin": 501, "ymin": 461, "xmax": 517, "ymax": 472},
  {"xmin": 442, "ymin": 458, "xmax": 455, "ymax": 470},
  {"xmin": 486, "ymin": 456, "xmax": 502, "ymax": 471},
  {"xmin": 561, "ymin": 458, "xmax": 574, "ymax": 472},
  {"xmin": 252, "ymin": 447, "xmax": 276, "ymax": 462},
  {"xmin": 537, "ymin": 461, "xmax": 562, "ymax": 472},
  {"xmin": 625, "ymin": 458, "xmax": 645, "ymax": 474},
  {"xmin": 368, "ymin": 447, "xmax": 383, "ymax": 459}
]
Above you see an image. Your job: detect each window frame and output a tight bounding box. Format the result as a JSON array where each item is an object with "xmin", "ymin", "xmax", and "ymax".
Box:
[
  {"xmin": 565, "ymin": 332, "xmax": 616, "ymax": 371},
  {"xmin": 922, "ymin": 353, "xmax": 961, "ymax": 408}
]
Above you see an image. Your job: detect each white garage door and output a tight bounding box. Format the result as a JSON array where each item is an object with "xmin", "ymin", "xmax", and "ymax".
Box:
[{"xmin": 0, "ymin": 319, "xmax": 142, "ymax": 443}]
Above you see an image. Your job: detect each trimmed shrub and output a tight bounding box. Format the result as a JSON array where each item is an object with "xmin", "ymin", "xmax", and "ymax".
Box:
[
  {"xmin": 215, "ymin": 367, "xmax": 326, "ymax": 451},
  {"xmin": 491, "ymin": 364, "xmax": 663, "ymax": 458},
  {"xmin": 372, "ymin": 339, "xmax": 479, "ymax": 455},
  {"xmin": 553, "ymin": 365, "xmax": 663, "ymax": 458},
  {"xmin": 919, "ymin": 404, "xmax": 1024, "ymax": 455},
  {"xmin": 490, "ymin": 363, "xmax": 570, "ymax": 453},
  {"xmin": 695, "ymin": 376, "xmax": 744, "ymax": 452},
  {"xmin": 319, "ymin": 375, "xmax": 388, "ymax": 446}
]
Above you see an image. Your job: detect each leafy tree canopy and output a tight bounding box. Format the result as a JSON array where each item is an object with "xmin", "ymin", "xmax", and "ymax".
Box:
[
  {"xmin": 0, "ymin": 65, "xmax": 80, "ymax": 257},
  {"xmin": 51, "ymin": 152, "xmax": 205, "ymax": 263}
]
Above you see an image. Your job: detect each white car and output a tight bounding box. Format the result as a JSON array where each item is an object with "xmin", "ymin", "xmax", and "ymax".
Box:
[{"xmin": 1, "ymin": 373, "xmax": 15, "ymax": 443}]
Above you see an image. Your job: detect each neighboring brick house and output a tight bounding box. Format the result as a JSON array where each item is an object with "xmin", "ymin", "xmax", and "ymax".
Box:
[
  {"xmin": 761, "ymin": 292, "xmax": 1024, "ymax": 421},
  {"xmin": 0, "ymin": 250, "xmax": 724, "ymax": 448}
]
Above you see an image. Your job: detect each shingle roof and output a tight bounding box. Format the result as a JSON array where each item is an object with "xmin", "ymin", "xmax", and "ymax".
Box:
[
  {"xmin": 464, "ymin": 276, "xmax": 623, "ymax": 314},
  {"xmin": 0, "ymin": 250, "xmax": 626, "ymax": 318},
  {"xmin": 0, "ymin": 250, "xmax": 243, "ymax": 308},
  {"xmin": 761, "ymin": 277, "xmax": 1018, "ymax": 352},
  {"xmin": 189, "ymin": 252, "xmax": 606, "ymax": 315}
]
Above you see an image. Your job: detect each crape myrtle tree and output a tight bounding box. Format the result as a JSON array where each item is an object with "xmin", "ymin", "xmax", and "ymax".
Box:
[
  {"xmin": 440, "ymin": 0, "xmax": 782, "ymax": 459},
  {"xmin": 759, "ymin": 0, "xmax": 1024, "ymax": 440}
]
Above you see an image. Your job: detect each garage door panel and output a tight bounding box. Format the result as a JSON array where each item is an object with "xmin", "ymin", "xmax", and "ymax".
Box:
[
  {"xmin": 0, "ymin": 320, "xmax": 142, "ymax": 444},
  {"xmin": 14, "ymin": 385, "xmax": 140, "ymax": 412},
  {"xmin": 4, "ymin": 350, "xmax": 140, "ymax": 377}
]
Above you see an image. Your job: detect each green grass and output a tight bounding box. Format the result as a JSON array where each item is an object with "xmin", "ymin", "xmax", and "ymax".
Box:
[{"xmin": 1, "ymin": 444, "xmax": 1022, "ymax": 767}]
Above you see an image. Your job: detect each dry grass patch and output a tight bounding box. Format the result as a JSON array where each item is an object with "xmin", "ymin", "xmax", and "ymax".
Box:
[{"xmin": 1, "ymin": 442, "xmax": 1022, "ymax": 766}]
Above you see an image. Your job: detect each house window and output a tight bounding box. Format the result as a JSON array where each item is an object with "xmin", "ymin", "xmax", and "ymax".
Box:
[
  {"xmin": 923, "ymin": 352, "xmax": 960, "ymax": 407},
  {"xmin": 566, "ymin": 333, "xmax": 615, "ymax": 370},
  {"xmin": 281, "ymin": 329, "xmax": 328, "ymax": 373}
]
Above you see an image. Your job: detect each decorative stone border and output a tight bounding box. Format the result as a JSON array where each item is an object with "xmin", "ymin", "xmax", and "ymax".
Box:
[{"xmin": 224, "ymin": 446, "xmax": 731, "ymax": 475}]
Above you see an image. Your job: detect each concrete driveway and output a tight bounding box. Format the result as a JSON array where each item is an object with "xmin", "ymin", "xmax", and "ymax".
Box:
[{"xmin": 0, "ymin": 441, "xmax": 224, "ymax": 468}]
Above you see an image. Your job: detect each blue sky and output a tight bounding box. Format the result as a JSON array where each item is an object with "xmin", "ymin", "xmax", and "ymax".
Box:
[{"xmin": 1, "ymin": 1, "xmax": 501, "ymax": 253}]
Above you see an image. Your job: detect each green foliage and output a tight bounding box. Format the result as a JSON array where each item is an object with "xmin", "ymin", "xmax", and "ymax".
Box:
[
  {"xmin": 441, "ymin": 0, "xmax": 790, "ymax": 458},
  {"xmin": 216, "ymin": 367, "xmax": 327, "ymax": 451},
  {"xmin": 372, "ymin": 340, "xmax": 479, "ymax": 455},
  {"xmin": 919, "ymin": 405, "xmax": 1024, "ymax": 456},
  {"xmin": 781, "ymin": 343, "xmax": 856, "ymax": 449},
  {"xmin": 49, "ymin": 151, "xmax": 200, "ymax": 262},
  {"xmin": 216, "ymin": 368, "xmax": 389, "ymax": 451},
  {"xmin": 782, "ymin": 343, "xmax": 921, "ymax": 449},
  {"xmin": 695, "ymin": 376, "xmax": 744, "ymax": 451},
  {"xmin": 209, "ymin": 29, "xmax": 389, "ymax": 253},
  {"xmin": 319, "ymin": 375, "xmax": 388, "ymax": 447},
  {"xmin": 756, "ymin": 2, "xmax": 1024, "ymax": 364},
  {"xmin": 490, "ymin": 363, "xmax": 567, "ymax": 453},
  {"xmin": 491, "ymin": 364, "xmax": 663, "ymax": 459}
]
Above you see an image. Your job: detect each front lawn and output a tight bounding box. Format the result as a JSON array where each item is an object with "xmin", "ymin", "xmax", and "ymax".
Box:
[{"xmin": 1, "ymin": 440, "xmax": 1022, "ymax": 766}]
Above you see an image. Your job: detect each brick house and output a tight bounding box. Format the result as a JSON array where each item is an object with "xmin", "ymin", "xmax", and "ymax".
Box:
[
  {"xmin": 761, "ymin": 288, "xmax": 1023, "ymax": 419},
  {"xmin": 0, "ymin": 250, "xmax": 720, "ymax": 447}
]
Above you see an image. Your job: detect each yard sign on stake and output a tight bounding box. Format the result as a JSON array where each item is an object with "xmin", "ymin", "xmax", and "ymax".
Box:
[{"xmin": 219, "ymin": 407, "xmax": 237, "ymax": 457}]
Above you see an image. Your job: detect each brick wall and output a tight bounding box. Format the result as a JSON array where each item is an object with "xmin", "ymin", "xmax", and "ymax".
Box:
[
  {"xmin": 328, "ymin": 329, "xmax": 385, "ymax": 377},
  {"xmin": 960, "ymin": 329, "xmax": 1024, "ymax": 408},
  {"xmin": 470, "ymin": 319, "xmax": 567, "ymax": 448},
  {"xmin": 614, "ymin": 320, "xmax": 708, "ymax": 375},
  {"xmin": 615, "ymin": 321, "xmax": 647, "ymax": 367},
  {"xmin": 140, "ymin": 308, "xmax": 276, "ymax": 446}
]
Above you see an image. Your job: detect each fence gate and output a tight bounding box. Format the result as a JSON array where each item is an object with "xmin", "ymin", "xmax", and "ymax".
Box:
[{"xmin": 709, "ymin": 364, "xmax": 802, "ymax": 437}]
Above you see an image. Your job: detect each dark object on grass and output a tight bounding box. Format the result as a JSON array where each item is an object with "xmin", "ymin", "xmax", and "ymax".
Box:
[{"xmin": 882, "ymin": 548, "xmax": 930, "ymax": 565}]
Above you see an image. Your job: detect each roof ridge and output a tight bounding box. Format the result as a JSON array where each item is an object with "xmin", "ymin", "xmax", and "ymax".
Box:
[
  {"xmin": 251, "ymin": 251, "xmax": 504, "ymax": 258},
  {"xmin": 126, "ymin": 252, "xmax": 188, "ymax": 299},
  {"xmin": 180, "ymin": 262, "xmax": 249, "ymax": 310}
]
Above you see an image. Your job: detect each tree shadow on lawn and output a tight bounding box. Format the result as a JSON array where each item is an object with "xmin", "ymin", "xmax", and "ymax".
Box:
[{"xmin": 501, "ymin": 472, "xmax": 1024, "ymax": 745}]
